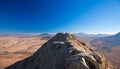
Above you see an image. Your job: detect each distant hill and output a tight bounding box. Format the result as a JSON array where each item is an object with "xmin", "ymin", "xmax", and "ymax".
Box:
[
  {"xmin": 37, "ymin": 33, "xmax": 54, "ymax": 40},
  {"xmin": 91, "ymin": 32, "xmax": 120, "ymax": 47},
  {"xmin": 74, "ymin": 32, "xmax": 109, "ymax": 38}
]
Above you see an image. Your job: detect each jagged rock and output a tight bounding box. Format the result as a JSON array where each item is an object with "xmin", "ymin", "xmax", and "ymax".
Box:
[{"xmin": 5, "ymin": 33, "xmax": 115, "ymax": 69}]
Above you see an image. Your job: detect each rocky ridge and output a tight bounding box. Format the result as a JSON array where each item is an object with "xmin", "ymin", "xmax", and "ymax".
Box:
[{"xmin": 6, "ymin": 33, "xmax": 115, "ymax": 69}]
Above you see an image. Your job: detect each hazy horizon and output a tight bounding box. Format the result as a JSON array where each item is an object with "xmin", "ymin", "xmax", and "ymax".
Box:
[
  {"xmin": 0, "ymin": 0, "xmax": 120, "ymax": 34},
  {"xmin": 0, "ymin": 31, "xmax": 117, "ymax": 35}
]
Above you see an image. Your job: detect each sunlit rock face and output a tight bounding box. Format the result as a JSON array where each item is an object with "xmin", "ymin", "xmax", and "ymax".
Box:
[{"xmin": 6, "ymin": 33, "xmax": 114, "ymax": 69}]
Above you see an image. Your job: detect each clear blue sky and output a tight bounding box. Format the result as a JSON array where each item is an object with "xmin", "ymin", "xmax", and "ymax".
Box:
[{"xmin": 0, "ymin": 0, "xmax": 120, "ymax": 34}]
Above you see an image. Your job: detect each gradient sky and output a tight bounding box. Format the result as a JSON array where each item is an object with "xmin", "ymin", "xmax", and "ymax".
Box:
[{"xmin": 0, "ymin": 0, "xmax": 120, "ymax": 34}]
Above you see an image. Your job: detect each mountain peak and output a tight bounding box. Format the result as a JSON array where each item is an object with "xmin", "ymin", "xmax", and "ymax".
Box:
[
  {"xmin": 6, "ymin": 33, "xmax": 114, "ymax": 69},
  {"xmin": 50, "ymin": 33, "xmax": 75, "ymax": 42}
]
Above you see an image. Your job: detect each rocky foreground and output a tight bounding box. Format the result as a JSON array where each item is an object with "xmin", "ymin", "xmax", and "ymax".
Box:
[{"xmin": 6, "ymin": 33, "xmax": 116, "ymax": 69}]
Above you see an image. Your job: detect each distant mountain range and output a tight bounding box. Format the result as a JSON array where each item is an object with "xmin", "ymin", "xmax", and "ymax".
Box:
[
  {"xmin": 37, "ymin": 33, "xmax": 54, "ymax": 40},
  {"xmin": 0, "ymin": 32, "xmax": 111, "ymax": 37},
  {"xmin": 91, "ymin": 32, "xmax": 120, "ymax": 47},
  {"xmin": 74, "ymin": 32, "xmax": 110, "ymax": 38}
]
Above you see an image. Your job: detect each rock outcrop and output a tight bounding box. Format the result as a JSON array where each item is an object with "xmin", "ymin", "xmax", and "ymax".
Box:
[{"xmin": 6, "ymin": 33, "xmax": 114, "ymax": 69}]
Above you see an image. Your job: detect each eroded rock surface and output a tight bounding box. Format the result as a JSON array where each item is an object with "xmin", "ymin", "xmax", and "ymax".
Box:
[{"xmin": 6, "ymin": 33, "xmax": 115, "ymax": 69}]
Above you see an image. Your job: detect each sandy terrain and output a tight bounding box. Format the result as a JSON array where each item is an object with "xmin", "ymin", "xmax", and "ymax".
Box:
[{"xmin": 0, "ymin": 36, "xmax": 47, "ymax": 69}]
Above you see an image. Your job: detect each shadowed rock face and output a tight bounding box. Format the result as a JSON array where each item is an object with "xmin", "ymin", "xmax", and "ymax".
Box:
[{"xmin": 5, "ymin": 33, "xmax": 112, "ymax": 69}]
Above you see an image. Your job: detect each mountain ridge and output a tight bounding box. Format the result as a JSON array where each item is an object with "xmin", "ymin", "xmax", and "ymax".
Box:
[
  {"xmin": 5, "ymin": 33, "xmax": 115, "ymax": 69},
  {"xmin": 91, "ymin": 32, "xmax": 120, "ymax": 47}
]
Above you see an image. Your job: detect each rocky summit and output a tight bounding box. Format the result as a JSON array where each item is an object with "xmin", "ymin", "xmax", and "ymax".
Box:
[{"xmin": 6, "ymin": 33, "xmax": 114, "ymax": 69}]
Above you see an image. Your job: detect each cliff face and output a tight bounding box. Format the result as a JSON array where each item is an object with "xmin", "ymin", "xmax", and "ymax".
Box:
[{"xmin": 6, "ymin": 33, "xmax": 114, "ymax": 69}]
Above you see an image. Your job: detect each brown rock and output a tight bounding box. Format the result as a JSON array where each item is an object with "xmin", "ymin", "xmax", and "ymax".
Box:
[{"xmin": 5, "ymin": 33, "xmax": 115, "ymax": 69}]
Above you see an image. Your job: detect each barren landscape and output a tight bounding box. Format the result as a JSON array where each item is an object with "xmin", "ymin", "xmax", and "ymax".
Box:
[
  {"xmin": 96, "ymin": 46, "xmax": 120, "ymax": 68},
  {"xmin": 0, "ymin": 36, "xmax": 47, "ymax": 69},
  {"xmin": 0, "ymin": 0, "xmax": 120, "ymax": 69},
  {"xmin": 0, "ymin": 34, "xmax": 120, "ymax": 69}
]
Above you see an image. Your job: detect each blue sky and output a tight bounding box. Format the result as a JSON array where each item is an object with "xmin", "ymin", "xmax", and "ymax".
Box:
[{"xmin": 0, "ymin": 0, "xmax": 120, "ymax": 34}]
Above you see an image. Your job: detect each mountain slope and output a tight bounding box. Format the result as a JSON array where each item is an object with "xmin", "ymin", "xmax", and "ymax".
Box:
[
  {"xmin": 91, "ymin": 32, "xmax": 120, "ymax": 47},
  {"xmin": 5, "ymin": 33, "xmax": 114, "ymax": 69}
]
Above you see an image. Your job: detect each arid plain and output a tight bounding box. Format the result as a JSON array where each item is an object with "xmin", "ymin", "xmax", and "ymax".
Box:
[{"xmin": 0, "ymin": 36, "xmax": 47, "ymax": 69}]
